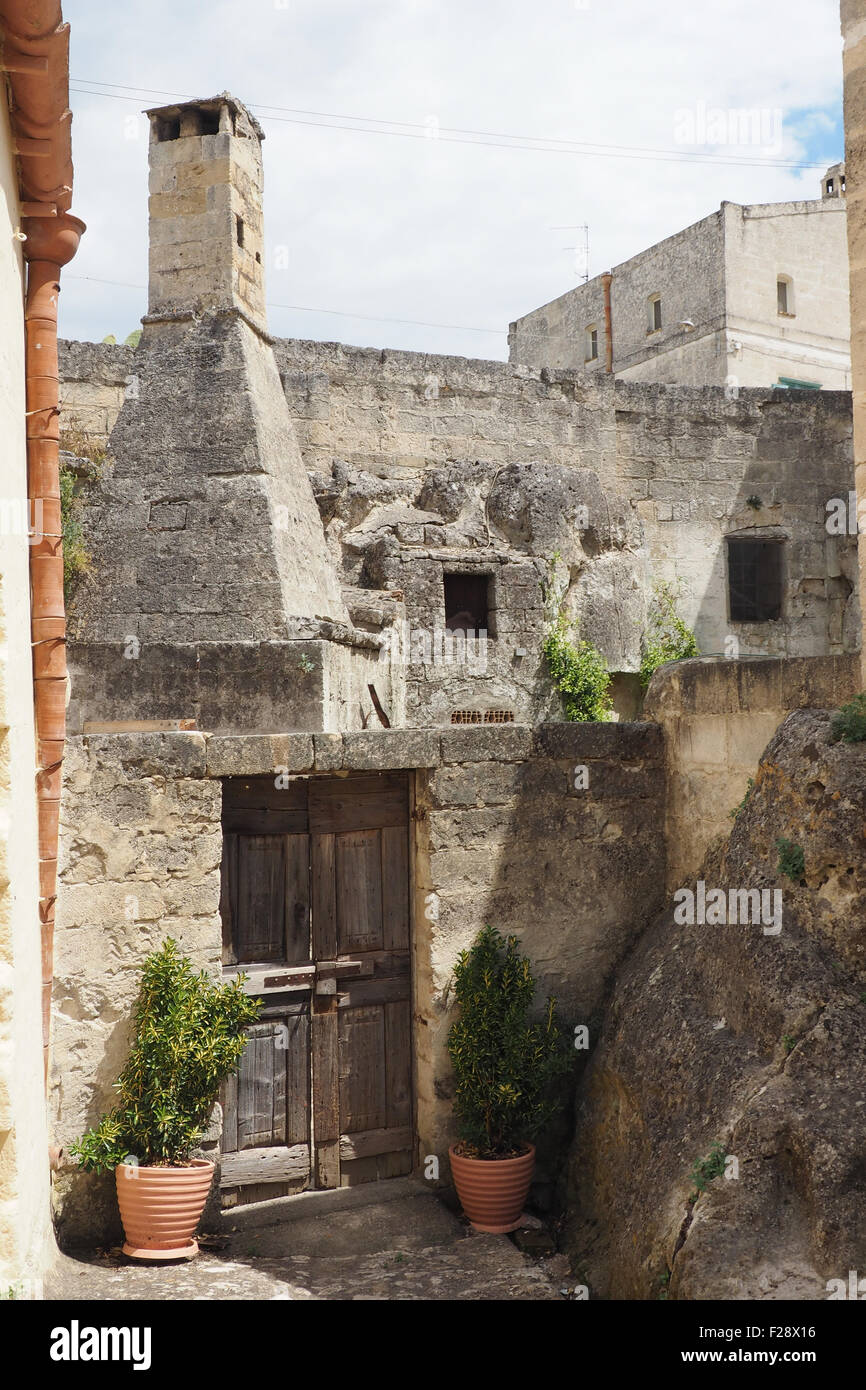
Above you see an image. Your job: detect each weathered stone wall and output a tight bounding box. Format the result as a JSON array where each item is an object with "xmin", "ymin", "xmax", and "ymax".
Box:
[
  {"xmin": 644, "ymin": 653, "xmax": 860, "ymax": 890},
  {"xmin": 51, "ymin": 733, "xmax": 223, "ymax": 1248},
  {"xmin": 59, "ymin": 335, "xmax": 858, "ymax": 731},
  {"xmin": 412, "ymin": 721, "xmax": 666, "ymax": 1183},
  {"xmin": 51, "ymin": 721, "xmax": 664, "ymax": 1244},
  {"xmin": 58, "ymin": 340, "xmax": 133, "ymax": 449},
  {"xmin": 612, "ymin": 382, "xmax": 858, "ymax": 659}
]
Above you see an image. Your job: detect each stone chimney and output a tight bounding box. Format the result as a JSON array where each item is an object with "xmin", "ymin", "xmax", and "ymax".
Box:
[{"xmin": 145, "ymin": 93, "xmax": 267, "ymax": 331}]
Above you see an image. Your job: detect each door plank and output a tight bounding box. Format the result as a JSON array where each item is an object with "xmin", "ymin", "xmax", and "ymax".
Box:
[
  {"xmin": 236, "ymin": 836, "xmax": 286, "ymax": 963},
  {"xmin": 312, "ymin": 1009, "xmax": 340, "ymax": 1187},
  {"xmin": 384, "ymin": 1001, "xmax": 412, "ymax": 1129},
  {"xmin": 220, "ymin": 832, "xmax": 239, "ymax": 965},
  {"xmin": 220, "ymin": 1144, "xmax": 309, "ymax": 1187},
  {"xmin": 312, "ymin": 833, "xmax": 337, "ymax": 960},
  {"xmin": 285, "ymin": 832, "xmax": 311, "ymax": 965},
  {"xmin": 338, "ymin": 1126, "xmax": 412, "ymax": 1160},
  {"xmin": 336, "ymin": 830, "xmax": 383, "ymax": 954},
  {"xmin": 237, "ymin": 1024, "xmax": 277, "ymax": 1149},
  {"xmin": 285, "ymin": 1010, "xmax": 310, "ymax": 1147},
  {"xmin": 338, "ymin": 1005, "xmax": 387, "ymax": 1134},
  {"xmin": 381, "ymin": 825, "xmax": 409, "ymax": 951}
]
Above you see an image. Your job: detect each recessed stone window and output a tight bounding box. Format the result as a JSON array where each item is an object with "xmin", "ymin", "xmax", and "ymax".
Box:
[
  {"xmin": 444, "ymin": 572, "xmax": 492, "ymax": 635},
  {"xmin": 777, "ymin": 274, "xmax": 794, "ymax": 316},
  {"xmin": 585, "ymin": 324, "xmax": 599, "ymax": 362},
  {"xmin": 727, "ymin": 537, "xmax": 783, "ymax": 622},
  {"xmin": 647, "ymin": 293, "xmax": 662, "ymax": 333}
]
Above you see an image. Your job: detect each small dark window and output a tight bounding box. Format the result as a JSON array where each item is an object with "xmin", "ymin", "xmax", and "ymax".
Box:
[
  {"xmin": 727, "ymin": 538, "xmax": 783, "ymax": 622},
  {"xmin": 444, "ymin": 573, "xmax": 490, "ymax": 633},
  {"xmin": 842, "ymin": 174, "xmax": 847, "ymax": 193},
  {"xmin": 155, "ymin": 116, "xmax": 181, "ymax": 142},
  {"xmin": 236, "ymin": 216, "xmax": 245, "ymax": 248},
  {"xmin": 199, "ymin": 108, "xmax": 221, "ymax": 136}
]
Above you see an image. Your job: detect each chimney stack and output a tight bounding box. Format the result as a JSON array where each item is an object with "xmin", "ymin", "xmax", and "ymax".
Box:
[{"xmin": 145, "ymin": 92, "xmax": 267, "ymax": 331}]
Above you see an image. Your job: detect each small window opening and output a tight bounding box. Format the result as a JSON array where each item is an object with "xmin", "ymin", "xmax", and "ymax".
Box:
[
  {"xmin": 842, "ymin": 174, "xmax": 847, "ymax": 193},
  {"xmin": 826, "ymin": 178, "xmax": 834, "ymax": 196},
  {"xmin": 727, "ymin": 538, "xmax": 783, "ymax": 622},
  {"xmin": 199, "ymin": 108, "xmax": 221, "ymax": 136},
  {"xmin": 647, "ymin": 294, "xmax": 662, "ymax": 332},
  {"xmin": 777, "ymin": 275, "xmax": 794, "ymax": 316},
  {"xmin": 585, "ymin": 324, "xmax": 599, "ymax": 362},
  {"xmin": 155, "ymin": 116, "xmax": 181, "ymax": 143},
  {"xmin": 236, "ymin": 216, "xmax": 245, "ymax": 249},
  {"xmin": 444, "ymin": 573, "xmax": 491, "ymax": 634}
]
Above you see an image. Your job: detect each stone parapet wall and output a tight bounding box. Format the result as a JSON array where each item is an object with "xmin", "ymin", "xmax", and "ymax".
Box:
[{"xmin": 644, "ymin": 653, "xmax": 861, "ymax": 889}]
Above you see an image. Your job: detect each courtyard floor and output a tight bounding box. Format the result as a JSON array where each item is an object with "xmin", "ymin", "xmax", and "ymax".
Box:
[{"xmin": 46, "ymin": 1179, "xmax": 569, "ymax": 1301}]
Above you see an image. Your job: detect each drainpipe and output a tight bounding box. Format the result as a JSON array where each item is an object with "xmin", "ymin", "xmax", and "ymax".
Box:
[
  {"xmin": 602, "ymin": 271, "xmax": 613, "ymax": 374},
  {"xmin": 0, "ymin": 0, "xmax": 84, "ymax": 1079},
  {"xmin": 25, "ymin": 213, "xmax": 84, "ymax": 1078}
]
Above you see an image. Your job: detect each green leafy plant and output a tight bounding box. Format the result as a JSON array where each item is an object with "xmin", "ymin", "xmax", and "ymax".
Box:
[
  {"xmin": 59, "ymin": 461, "xmax": 91, "ymax": 599},
  {"xmin": 541, "ymin": 554, "xmax": 612, "ymax": 722},
  {"xmin": 70, "ymin": 939, "xmax": 260, "ymax": 1172},
  {"xmin": 829, "ymin": 693, "xmax": 866, "ymax": 744},
  {"xmin": 639, "ymin": 579, "xmax": 699, "ymax": 689},
  {"xmin": 689, "ymin": 1142, "xmax": 726, "ymax": 1201},
  {"xmin": 776, "ymin": 837, "xmax": 805, "ymax": 882},
  {"xmin": 543, "ymin": 614, "xmax": 613, "ymax": 722},
  {"xmin": 782, "ymin": 1034, "xmax": 797, "ymax": 1055},
  {"xmin": 447, "ymin": 925, "xmax": 570, "ymax": 1159},
  {"xmin": 729, "ymin": 777, "xmax": 755, "ymax": 821}
]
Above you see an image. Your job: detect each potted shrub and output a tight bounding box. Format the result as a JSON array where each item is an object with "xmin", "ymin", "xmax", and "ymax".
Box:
[
  {"xmin": 446, "ymin": 924, "xmax": 570, "ymax": 1233},
  {"xmin": 70, "ymin": 938, "xmax": 260, "ymax": 1261}
]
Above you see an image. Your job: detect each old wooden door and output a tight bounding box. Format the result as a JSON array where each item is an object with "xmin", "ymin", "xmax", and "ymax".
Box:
[{"xmin": 220, "ymin": 772, "xmax": 413, "ymax": 1201}]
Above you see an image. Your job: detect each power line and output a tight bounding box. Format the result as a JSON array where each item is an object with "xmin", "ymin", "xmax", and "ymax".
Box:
[
  {"xmin": 63, "ymin": 273, "xmax": 504, "ymax": 335},
  {"xmin": 68, "ymin": 78, "xmax": 831, "ymax": 172}
]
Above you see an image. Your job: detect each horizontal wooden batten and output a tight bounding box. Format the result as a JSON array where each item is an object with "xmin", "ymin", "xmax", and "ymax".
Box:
[
  {"xmin": 220, "ymin": 1144, "xmax": 310, "ymax": 1188},
  {"xmin": 339, "ymin": 1127, "xmax": 412, "ymax": 1161}
]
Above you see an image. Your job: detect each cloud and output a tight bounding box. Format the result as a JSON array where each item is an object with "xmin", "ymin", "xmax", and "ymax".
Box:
[{"xmin": 61, "ymin": 0, "xmax": 844, "ymax": 359}]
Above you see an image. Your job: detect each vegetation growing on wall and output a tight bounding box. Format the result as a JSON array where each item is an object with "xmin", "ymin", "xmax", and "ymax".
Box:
[
  {"xmin": 639, "ymin": 579, "xmax": 699, "ymax": 689},
  {"xmin": 542, "ymin": 554, "xmax": 613, "ymax": 722},
  {"xmin": 776, "ymin": 837, "xmax": 805, "ymax": 883},
  {"xmin": 829, "ymin": 692, "xmax": 866, "ymax": 743},
  {"xmin": 58, "ymin": 429, "xmax": 104, "ymax": 601}
]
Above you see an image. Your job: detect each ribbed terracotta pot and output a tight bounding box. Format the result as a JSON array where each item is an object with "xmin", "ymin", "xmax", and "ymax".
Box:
[
  {"xmin": 449, "ymin": 1143, "xmax": 535, "ymax": 1234},
  {"xmin": 116, "ymin": 1159, "xmax": 214, "ymax": 1261}
]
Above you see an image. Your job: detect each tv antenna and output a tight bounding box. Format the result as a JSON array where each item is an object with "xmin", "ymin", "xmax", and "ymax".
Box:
[{"xmin": 551, "ymin": 223, "xmax": 589, "ymax": 281}]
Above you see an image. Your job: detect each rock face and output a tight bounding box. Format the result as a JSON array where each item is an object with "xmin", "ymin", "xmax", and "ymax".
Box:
[{"xmin": 567, "ymin": 708, "xmax": 866, "ymax": 1300}]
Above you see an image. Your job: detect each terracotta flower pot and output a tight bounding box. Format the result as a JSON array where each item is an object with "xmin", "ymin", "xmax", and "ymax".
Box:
[
  {"xmin": 116, "ymin": 1159, "xmax": 214, "ymax": 1261},
  {"xmin": 449, "ymin": 1143, "xmax": 536, "ymax": 1234}
]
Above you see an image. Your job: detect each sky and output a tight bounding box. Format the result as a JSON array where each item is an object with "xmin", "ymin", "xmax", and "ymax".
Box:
[{"xmin": 60, "ymin": 0, "xmax": 846, "ymax": 360}]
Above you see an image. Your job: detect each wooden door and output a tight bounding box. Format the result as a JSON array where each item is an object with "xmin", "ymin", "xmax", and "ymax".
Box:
[{"xmin": 220, "ymin": 773, "xmax": 413, "ymax": 1200}]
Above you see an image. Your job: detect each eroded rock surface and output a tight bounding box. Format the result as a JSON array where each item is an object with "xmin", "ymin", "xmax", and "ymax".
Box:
[{"xmin": 567, "ymin": 709, "xmax": 866, "ymax": 1300}]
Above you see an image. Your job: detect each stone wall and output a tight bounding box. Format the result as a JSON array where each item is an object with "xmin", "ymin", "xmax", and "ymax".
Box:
[
  {"xmin": 412, "ymin": 721, "xmax": 666, "ymax": 1179},
  {"xmin": 58, "ymin": 336, "xmax": 859, "ymax": 731},
  {"xmin": 58, "ymin": 340, "xmax": 133, "ymax": 450},
  {"xmin": 51, "ymin": 721, "xmax": 665, "ymax": 1244},
  {"xmin": 612, "ymin": 382, "xmax": 858, "ymax": 660},
  {"xmin": 644, "ymin": 652, "xmax": 860, "ymax": 890}
]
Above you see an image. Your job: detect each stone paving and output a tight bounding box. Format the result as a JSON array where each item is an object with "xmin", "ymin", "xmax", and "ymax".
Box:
[{"xmin": 46, "ymin": 1184, "xmax": 569, "ymax": 1302}]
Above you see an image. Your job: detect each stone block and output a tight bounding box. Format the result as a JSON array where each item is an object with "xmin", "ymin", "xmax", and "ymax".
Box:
[{"xmin": 342, "ymin": 729, "xmax": 441, "ymax": 770}]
